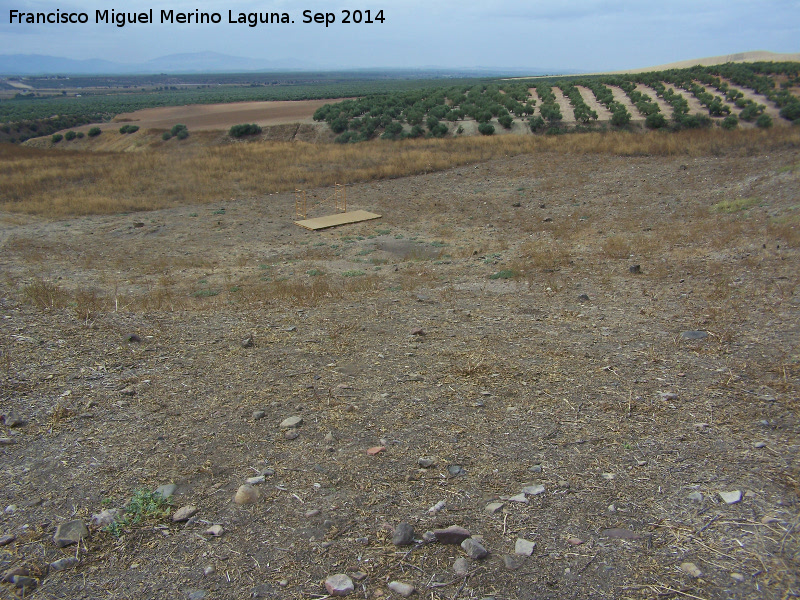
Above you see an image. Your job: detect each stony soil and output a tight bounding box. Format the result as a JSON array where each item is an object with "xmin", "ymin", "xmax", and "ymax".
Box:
[{"xmin": 1, "ymin": 143, "xmax": 799, "ymax": 600}]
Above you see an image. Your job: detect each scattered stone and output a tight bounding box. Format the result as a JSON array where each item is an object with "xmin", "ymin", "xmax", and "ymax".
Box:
[
  {"xmin": 5, "ymin": 505, "xmax": 16, "ymax": 515},
  {"xmin": 284, "ymin": 430, "xmax": 300, "ymax": 440},
  {"xmin": 241, "ymin": 335, "xmax": 254, "ymax": 348},
  {"xmin": 719, "ymin": 490, "xmax": 742, "ymax": 505},
  {"xmin": 659, "ymin": 392, "xmax": 679, "ymax": 401},
  {"xmin": 730, "ymin": 572, "xmax": 745, "ymax": 583},
  {"xmin": 246, "ymin": 475, "xmax": 266, "ymax": 485},
  {"xmin": 577, "ymin": 294, "xmax": 590, "ymax": 303},
  {"xmin": 566, "ymin": 537, "xmax": 583, "ymax": 546},
  {"xmin": 522, "ymin": 484, "xmax": 545, "ymax": 496},
  {"xmin": 126, "ymin": 333, "xmax": 141, "ymax": 343},
  {"xmin": 1, "ymin": 413, "xmax": 25, "ymax": 427},
  {"xmin": 601, "ymin": 528, "xmax": 642, "ymax": 540},
  {"xmin": 10, "ymin": 575, "xmax": 37, "ymax": 589},
  {"xmin": 529, "ymin": 465, "xmax": 543, "ymax": 473},
  {"xmin": 761, "ymin": 516, "xmax": 779, "ymax": 524},
  {"xmin": 49, "ymin": 557, "xmax": 79, "ymax": 572},
  {"xmin": 388, "ymin": 581, "xmax": 415, "ymax": 597},
  {"xmin": 0, "ymin": 438, "xmax": 14, "ymax": 445},
  {"xmin": 687, "ymin": 491, "xmax": 704, "ymax": 503},
  {"xmin": 120, "ymin": 385, "xmax": 136, "ymax": 396},
  {"xmin": 422, "ymin": 531, "xmax": 437, "ymax": 544},
  {"xmin": 410, "ymin": 328, "xmax": 426, "ymax": 336},
  {"xmin": 155, "ymin": 483, "xmax": 177, "ymax": 499},
  {"xmin": 485, "ymin": 502, "xmax": 504, "ymax": 514},
  {"xmin": 515, "ymin": 538, "xmax": 536, "ymax": 556},
  {"xmin": 203, "ymin": 565, "xmax": 216, "ymax": 576},
  {"xmin": 91, "ymin": 509, "xmax": 118, "ymax": 527},
  {"xmin": 680, "ymin": 330, "xmax": 708, "ymax": 340},
  {"xmin": 2, "ymin": 566, "xmax": 29, "ymax": 582},
  {"xmin": 558, "ymin": 480, "xmax": 570, "ymax": 489},
  {"xmin": 447, "ymin": 465, "xmax": 465, "ymax": 477},
  {"xmin": 453, "ymin": 557, "xmax": 469, "ymax": 576},
  {"xmin": 187, "ymin": 590, "xmax": 208, "ymax": 600},
  {"xmin": 367, "ymin": 446, "xmax": 385, "ymax": 455},
  {"xmin": 428, "ymin": 500, "xmax": 446, "ymax": 515},
  {"xmin": 351, "ymin": 572, "xmax": 367, "ymax": 581},
  {"xmin": 324, "ymin": 573, "xmax": 354, "ymax": 596},
  {"xmin": 601, "ymin": 473, "xmax": 616, "ymax": 480},
  {"xmin": 508, "ymin": 494, "xmax": 528, "ymax": 504},
  {"xmin": 417, "ymin": 457, "xmax": 436, "ymax": 468},
  {"xmin": 503, "ymin": 555, "xmax": 525, "ymax": 570},
  {"xmin": 461, "ymin": 538, "xmax": 488, "ymax": 559},
  {"xmin": 745, "ymin": 490, "xmax": 757, "ymax": 498},
  {"xmin": 280, "ymin": 416, "xmax": 303, "ymax": 429},
  {"xmin": 434, "ymin": 525, "xmax": 471, "ymax": 545},
  {"xmin": 234, "ymin": 484, "xmax": 260, "ymax": 505},
  {"xmin": 324, "ymin": 432, "xmax": 337, "ymax": 443},
  {"xmin": 392, "ymin": 522, "xmax": 415, "ymax": 546},
  {"xmin": 753, "ymin": 441, "xmax": 767, "ymax": 449},
  {"xmin": 53, "ymin": 520, "xmax": 89, "ymax": 547},
  {"xmin": 305, "ymin": 509, "xmax": 321, "ymax": 518},
  {"xmin": 680, "ymin": 562, "xmax": 703, "ymax": 578},
  {"xmin": 629, "ymin": 264, "xmax": 641, "ymax": 274},
  {"xmin": 205, "ymin": 525, "xmax": 224, "ymax": 537},
  {"xmin": 172, "ymin": 505, "xmax": 198, "ymax": 522},
  {"xmin": 252, "ymin": 410, "xmax": 266, "ymax": 420},
  {"xmin": 0, "ymin": 535, "xmax": 15, "ymax": 547}
]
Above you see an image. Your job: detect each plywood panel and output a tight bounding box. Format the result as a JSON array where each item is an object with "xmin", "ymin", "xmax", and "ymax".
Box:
[{"xmin": 294, "ymin": 210, "xmax": 381, "ymax": 230}]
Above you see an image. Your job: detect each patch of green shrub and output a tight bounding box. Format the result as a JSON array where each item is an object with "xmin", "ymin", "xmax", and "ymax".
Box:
[
  {"xmin": 119, "ymin": 124, "xmax": 140, "ymax": 134},
  {"xmin": 478, "ymin": 122, "xmax": 495, "ymax": 136},
  {"xmin": 756, "ymin": 113, "xmax": 773, "ymax": 128},
  {"xmin": 87, "ymin": 127, "xmax": 102, "ymax": 137},
  {"xmin": 51, "ymin": 133, "xmax": 63, "ymax": 143},
  {"xmin": 64, "ymin": 130, "xmax": 77, "ymax": 141},
  {"xmin": 229, "ymin": 123, "xmax": 262, "ymax": 137}
]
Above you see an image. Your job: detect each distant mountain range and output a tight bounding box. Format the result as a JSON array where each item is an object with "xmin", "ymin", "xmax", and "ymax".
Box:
[{"xmin": 0, "ymin": 52, "xmax": 572, "ymax": 76}]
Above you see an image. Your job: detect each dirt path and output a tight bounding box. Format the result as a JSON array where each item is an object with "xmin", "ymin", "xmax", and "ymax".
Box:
[
  {"xmin": 551, "ymin": 87, "xmax": 576, "ymax": 123},
  {"xmin": 718, "ymin": 78, "xmax": 786, "ymax": 124},
  {"xmin": 576, "ymin": 86, "xmax": 613, "ymax": 121},
  {"xmin": 609, "ymin": 86, "xmax": 644, "ymax": 122},
  {"xmin": 635, "ymin": 84, "xmax": 674, "ymax": 119}
]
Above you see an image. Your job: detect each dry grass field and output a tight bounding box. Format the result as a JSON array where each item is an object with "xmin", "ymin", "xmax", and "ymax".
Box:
[{"xmin": 0, "ymin": 126, "xmax": 799, "ymax": 600}]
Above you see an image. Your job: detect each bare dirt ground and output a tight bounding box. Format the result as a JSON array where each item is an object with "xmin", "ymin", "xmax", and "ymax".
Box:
[
  {"xmin": 1, "ymin": 142, "xmax": 799, "ymax": 600},
  {"xmin": 575, "ymin": 87, "xmax": 613, "ymax": 122},
  {"xmin": 103, "ymin": 99, "xmax": 343, "ymax": 133}
]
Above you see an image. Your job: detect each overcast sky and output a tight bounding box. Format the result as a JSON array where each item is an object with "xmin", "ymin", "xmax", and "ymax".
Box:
[{"xmin": 1, "ymin": 0, "xmax": 798, "ymax": 71}]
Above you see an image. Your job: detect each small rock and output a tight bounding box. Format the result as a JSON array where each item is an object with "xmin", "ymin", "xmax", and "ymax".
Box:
[
  {"xmin": 252, "ymin": 410, "xmax": 266, "ymax": 420},
  {"xmin": 687, "ymin": 491, "xmax": 703, "ymax": 503},
  {"xmin": 3, "ymin": 566, "xmax": 29, "ymax": 582},
  {"xmin": 410, "ymin": 328, "xmax": 426, "ymax": 336},
  {"xmin": 280, "ymin": 416, "xmax": 303, "ymax": 429},
  {"xmin": 203, "ymin": 565, "xmax": 216, "ymax": 577},
  {"xmin": 719, "ymin": 490, "xmax": 742, "ymax": 505},
  {"xmin": 447, "ymin": 465, "xmax": 465, "ymax": 477},
  {"xmin": 515, "ymin": 538, "xmax": 536, "ymax": 556},
  {"xmin": 4, "ymin": 505, "xmax": 16, "ymax": 515},
  {"xmin": 53, "ymin": 520, "xmax": 89, "ymax": 547},
  {"xmin": 241, "ymin": 335, "xmax": 254, "ymax": 348},
  {"xmin": 50, "ymin": 557, "xmax": 80, "ymax": 572},
  {"xmin": 730, "ymin": 572, "xmax": 745, "ymax": 583},
  {"xmin": 522, "ymin": 484, "xmax": 545, "ymax": 496},
  {"xmin": 417, "ymin": 457, "xmax": 436, "ymax": 468},
  {"xmin": 428, "ymin": 500, "xmax": 446, "ymax": 515},
  {"xmin": 485, "ymin": 502, "xmax": 504, "ymax": 514},
  {"xmin": 503, "ymin": 555, "xmax": 525, "ymax": 570},
  {"xmin": 155, "ymin": 483, "xmax": 178, "ymax": 499},
  {"xmin": 324, "ymin": 432, "xmax": 337, "ymax": 443},
  {"xmin": 126, "ymin": 333, "xmax": 141, "ymax": 343},
  {"xmin": 367, "ymin": 446, "xmax": 385, "ymax": 455},
  {"xmin": 392, "ymin": 522, "xmax": 415, "ymax": 546},
  {"xmin": 324, "ymin": 573, "xmax": 354, "ymax": 596},
  {"xmin": 205, "ymin": 525, "xmax": 224, "ymax": 537},
  {"xmin": 120, "ymin": 385, "xmax": 136, "ymax": 396},
  {"xmin": 566, "ymin": 537, "xmax": 583, "ymax": 546},
  {"xmin": 246, "ymin": 476, "xmax": 266, "ymax": 485},
  {"xmin": 187, "ymin": 590, "xmax": 208, "ymax": 600},
  {"xmin": 680, "ymin": 562, "xmax": 702, "ymax": 578},
  {"xmin": 234, "ymin": 484, "xmax": 260, "ymax": 505},
  {"xmin": 577, "ymin": 294, "xmax": 590, "ymax": 303},
  {"xmin": 172, "ymin": 505, "xmax": 198, "ymax": 522},
  {"xmin": 305, "ymin": 509, "xmax": 321, "ymax": 518},
  {"xmin": 529, "ymin": 464, "xmax": 543, "ymax": 473},
  {"xmin": 351, "ymin": 572, "xmax": 367, "ymax": 581},
  {"xmin": 11, "ymin": 575, "xmax": 37, "ymax": 589},
  {"xmin": 558, "ymin": 480, "xmax": 570, "ymax": 488},
  {"xmin": 461, "ymin": 538, "xmax": 488, "ymax": 559},
  {"xmin": 434, "ymin": 525, "xmax": 471, "ymax": 545},
  {"xmin": 91, "ymin": 509, "xmax": 119, "ymax": 527},
  {"xmin": 659, "ymin": 392, "xmax": 679, "ymax": 401},
  {"xmin": 761, "ymin": 516, "xmax": 779, "ymax": 524},
  {"xmin": 453, "ymin": 557, "xmax": 469, "ymax": 576},
  {"xmin": 422, "ymin": 531, "xmax": 437, "ymax": 544},
  {"xmin": 284, "ymin": 430, "xmax": 300, "ymax": 440},
  {"xmin": 753, "ymin": 441, "xmax": 767, "ymax": 449},
  {"xmin": 680, "ymin": 330, "xmax": 708, "ymax": 340},
  {"xmin": 601, "ymin": 473, "xmax": 616, "ymax": 480},
  {"xmin": 629, "ymin": 265, "xmax": 641, "ymax": 274},
  {"xmin": 508, "ymin": 493, "xmax": 528, "ymax": 504},
  {"xmin": 388, "ymin": 581, "xmax": 415, "ymax": 597},
  {"xmin": 0, "ymin": 535, "xmax": 16, "ymax": 547},
  {"xmin": 1, "ymin": 413, "xmax": 25, "ymax": 427}
]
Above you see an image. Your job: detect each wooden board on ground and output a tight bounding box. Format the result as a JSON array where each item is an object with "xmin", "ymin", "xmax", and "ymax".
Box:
[{"xmin": 295, "ymin": 210, "xmax": 381, "ymax": 230}]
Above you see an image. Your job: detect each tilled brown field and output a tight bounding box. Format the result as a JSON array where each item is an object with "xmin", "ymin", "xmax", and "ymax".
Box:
[{"xmin": 1, "ymin": 144, "xmax": 799, "ymax": 600}]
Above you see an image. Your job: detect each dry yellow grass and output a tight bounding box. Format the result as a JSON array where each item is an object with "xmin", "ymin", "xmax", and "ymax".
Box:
[{"xmin": 2, "ymin": 127, "xmax": 799, "ymax": 217}]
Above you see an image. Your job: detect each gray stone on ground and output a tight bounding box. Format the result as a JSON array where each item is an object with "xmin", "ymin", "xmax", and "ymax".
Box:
[
  {"xmin": 279, "ymin": 416, "xmax": 303, "ymax": 429},
  {"xmin": 172, "ymin": 505, "xmax": 198, "ymax": 522},
  {"xmin": 503, "ymin": 555, "xmax": 525, "ymax": 570},
  {"xmin": 205, "ymin": 525, "xmax": 224, "ymax": 537},
  {"xmin": 252, "ymin": 410, "xmax": 266, "ymax": 420},
  {"xmin": 91, "ymin": 509, "xmax": 119, "ymax": 527},
  {"xmin": 680, "ymin": 330, "xmax": 708, "ymax": 340},
  {"xmin": 461, "ymin": 537, "xmax": 488, "ymax": 559},
  {"xmin": 508, "ymin": 493, "xmax": 528, "ymax": 504},
  {"xmin": 0, "ymin": 534, "xmax": 16, "ymax": 547},
  {"xmin": 388, "ymin": 581, "xmax": 415, "ymax": 597},
  {"xmin": 515, "ymin": 538, "xmax": 536, "ymax": 556},
  {"xmin": 687, "ymin": 491, "xmax": 703, "ymax": 502},
  {"xmin": 522, "ymin": 484, "xmax": 545, "ymax": 496},
  {"xmin": 155, "ymin": 483, "xmax": 177, "ymax": 499},
  {"xmin": 485, "ymin": 502, "xmax": 504, "ymax": 514},
  {"xmin": 680, "ymin": 562, "xmax": 702, "ymax": 578},
  {"xmin": 1, "ymin": 413, "xmax": 25, "ymax": 427},
  {"xmin": 719, "ymin": 490, "xmax": 742, "ymax": 504},
  {"xmin": 418, "ymin": 457, "xmax": 436, "ymax": 468},
  {"xmin": 392, "ymin": 522, "xmax": 415, "ymax": 546},
  {"xmin": 453, "ymin": 557, "xmax": 469, "ymax": 576},
  {"xmin": 53, "ymin": 520, "xmax": 89, "ymax": 547},
  {"xmin": 324, "ymin": 573, "xmax": 354, "ymax": 596},
  {"xmin": 50, "ymin": 557, "xmax": 80, "ymax": 572},
  {"xmin": 434, "ymin": 525, "xmax": 471, "ymax": 545}
]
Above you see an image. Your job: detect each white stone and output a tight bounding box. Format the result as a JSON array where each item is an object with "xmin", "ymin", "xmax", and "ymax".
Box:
[
  {"xmin": 387, "ymin": 581, "xmax": 415, "ymax": 597},
  {"xmin": 515, "ymin": 538, "xmax": 536, "ymax": 556},
  {"xmin": 719, "ymin": 490, "xmax": 742, "ymax": 505}
]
